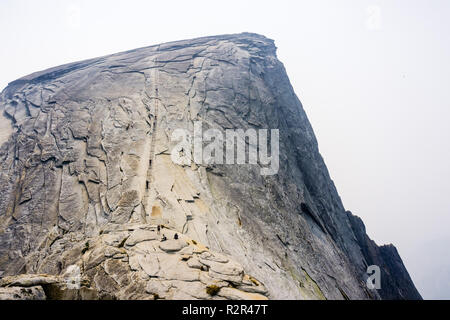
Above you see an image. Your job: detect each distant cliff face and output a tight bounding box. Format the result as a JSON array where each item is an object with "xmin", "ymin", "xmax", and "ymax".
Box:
[{"xmin": 0, "ymin": 33, "xmax": 421, "ymax": 300}]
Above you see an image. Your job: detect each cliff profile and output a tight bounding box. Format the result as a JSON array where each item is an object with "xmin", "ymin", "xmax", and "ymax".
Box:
[{"xmin": 0, "ymin": 33, "xmax": 421, "ymax": 300}]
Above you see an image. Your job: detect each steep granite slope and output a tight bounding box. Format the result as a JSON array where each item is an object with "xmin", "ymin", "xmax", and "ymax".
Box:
[{"xmin": 0, "ymin": 33, "xmax": 421, "ymax": 300}]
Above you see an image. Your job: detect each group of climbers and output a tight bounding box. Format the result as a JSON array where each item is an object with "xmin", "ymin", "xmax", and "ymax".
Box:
[{"xmin": 156, "ymin": 224, "xmax": 178, "ymax": 242}]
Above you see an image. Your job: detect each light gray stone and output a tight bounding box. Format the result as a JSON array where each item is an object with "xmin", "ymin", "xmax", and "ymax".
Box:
[
  {"xmin": 218, "ymin": 287, "xmax": 268, "ymax": 300},
  {"xmin": 125, "ymin": 230, "xmax": 157, "ymax": 246},
  {"xmin": 138, "ymin": 254, "xmax": 160, "ymax": 277},
  {"xmin": 199, "ymin": 258, "xmax": 243, "ymax": 276},
  {"xmin": 0, "ymin": 33, "xmax": 421, "ymax": 300},
  {"xmin": 159, "ymin": 240, "xmax": 188, "ymax": 253}
]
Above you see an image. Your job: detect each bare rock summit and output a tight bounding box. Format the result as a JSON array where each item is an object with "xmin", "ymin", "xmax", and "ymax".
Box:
[{"xmin": 0, "ymin": 33, "xmax": 421, "ymax": 300}]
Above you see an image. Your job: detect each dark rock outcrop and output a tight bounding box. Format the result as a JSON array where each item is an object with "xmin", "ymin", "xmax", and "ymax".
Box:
[
  {"xmin": 0, "ymin": 33, "xmax": 421, "ymax": 299},
  {"xmin": 347, "ymin": 212, "xmax": 421, "ymax": 299}
]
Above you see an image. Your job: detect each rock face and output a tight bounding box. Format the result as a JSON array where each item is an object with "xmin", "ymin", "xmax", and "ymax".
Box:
[{"xmin": 0, "ymin": 33, "xmax": 421, "ymax": 300}]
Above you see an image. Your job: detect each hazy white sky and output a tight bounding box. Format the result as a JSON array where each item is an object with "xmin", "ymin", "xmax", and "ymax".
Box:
[{"xmin": 1, "ymin": 0, "xmax": 449, "ymax": 299}]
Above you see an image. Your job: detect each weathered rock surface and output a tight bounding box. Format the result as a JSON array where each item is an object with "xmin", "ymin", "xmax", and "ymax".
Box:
[
  {"xmin": 0, "ymin": 224, "xmax": 267, "ymax": 300},
  {"xmin": 0, "ymin": 33, "xmax": 421, "ymax": 299},
  {"xmin": 0, "ymin": 286, "xmax": 46, "ymax": 300}
]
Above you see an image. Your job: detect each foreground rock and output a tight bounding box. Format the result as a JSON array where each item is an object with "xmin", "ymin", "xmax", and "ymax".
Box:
[
  {"xmin": 0, "ymin": 33, "xmax": 421, "ymax": 299},
  {"xmin": 0, "ymin": 224, "xmax": 267, "ymax": 300}
]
